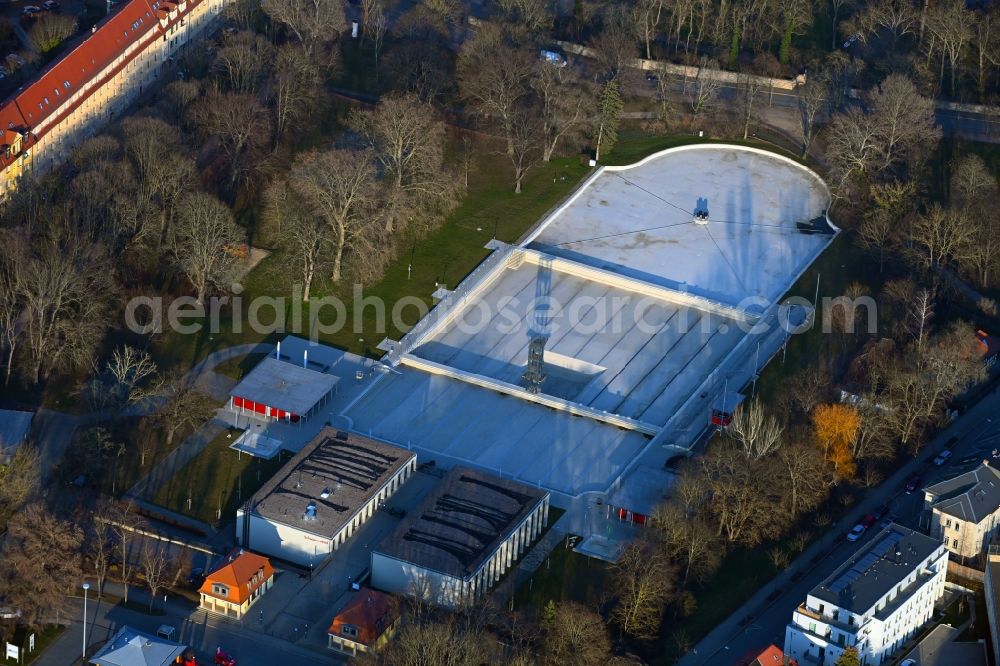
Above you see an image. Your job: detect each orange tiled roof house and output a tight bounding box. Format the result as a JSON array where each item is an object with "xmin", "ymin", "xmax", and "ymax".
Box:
[
  {"xmin": 0, "ymin": 0, "xmax": 229, "ymax": 197},
  {"xmin": 198, "ymin": 550, "xmax": 274, "ymax": 620},
  {"xmin": 327, "ymin": 589, "xmax": 401, "ymax": 656}
]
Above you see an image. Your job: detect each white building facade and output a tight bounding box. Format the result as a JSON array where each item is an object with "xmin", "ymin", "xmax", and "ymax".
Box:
[
  {"xmin": 0, "ymin": 0, "xmax": 228, "ymax": 196},
  {"xmin": 784, "ymin": 526, "xmax": 947, "ymax": 666},
  {"xmin": 236, "ymin": 428, "xmax": 416, "ymax": 567}
]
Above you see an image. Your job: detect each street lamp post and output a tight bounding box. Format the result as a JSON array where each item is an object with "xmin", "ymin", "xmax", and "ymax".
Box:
[{"xmin": 81, "ymin": 582, "xmax": 90, "ymax": 661}]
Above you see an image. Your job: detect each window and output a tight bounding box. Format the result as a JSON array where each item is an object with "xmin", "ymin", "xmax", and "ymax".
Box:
[
  {"xmin": 341, "ymin": 625, "xmax": 358, "ymax": 638},
  {"xmin": 946, "ymin": 519, "xmax": 952, "ymax": 528},
  {"xmin": 954, "ymin": 538, "xmax": 959, "ymax": 547},
  {"xmin": 211, "ymin": 583, "xmax": 228, "ymax": 597}
]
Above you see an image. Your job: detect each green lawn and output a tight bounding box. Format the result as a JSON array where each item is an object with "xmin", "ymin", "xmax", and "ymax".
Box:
[
  {"xmin": 513, "ymin": 533, "xmax": 611, "ymax": 610},
  {"xmin": 213, "ymin": 352, "xmax": 269, "ymax": 381},
  {"xmin": 151, "ymin": 427, "xmax": 289, "ymax": 524},
  {"xmin": 1, "ymin": 625, "xmax": 64, "ymax": 665}
]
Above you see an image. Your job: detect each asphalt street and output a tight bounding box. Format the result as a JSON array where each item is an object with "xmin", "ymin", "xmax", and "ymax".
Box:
[{"xmin": 682, "ymin": 384, "xmax": 1000, "ymax": 666}]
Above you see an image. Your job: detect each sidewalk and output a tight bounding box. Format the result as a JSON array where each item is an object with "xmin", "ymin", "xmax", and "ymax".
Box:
[{"xmin": 679, "ymin": 385, "xmax": 1000, "ymax": 666}]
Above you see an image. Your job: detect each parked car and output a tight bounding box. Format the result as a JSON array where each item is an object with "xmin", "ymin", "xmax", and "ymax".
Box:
[
  {"xmin": 905, "ymin": 475, "xmax": 923, "ymax": 493},
  {"xmin": 847, "ymin": 524, "xmax": 867, "ymax": 542},
  {"xmin": 214, "ymin": 647, "xmax": 236, "ymax": 666},
  {"xmin": 879, "ymin": 514, "xmax": 898, "ymax": 531},
  {"xmin": 933, "ymin": 450, "xmax": 953, "ymax": 466},
  {"xmin": 842, "ymin": 33, "xmax": 861, "ymax": 48},
  {"xmin": 872, "ymin": 505, "xmax": 887, "ymax": 521},
  {"xmin": 944, "ymin": 435, "xmax": 959, "ymax": 448},
  {"xmin": 21, "ymin": 6, "xmax": 41, "ymax": 15},
  {"xmin": 42, "ymin": 0, "xmax": 60, "ymax": 10},
  {"xmin": 861, "ymin": 514, "xmax": 877, "ymax": 529}
]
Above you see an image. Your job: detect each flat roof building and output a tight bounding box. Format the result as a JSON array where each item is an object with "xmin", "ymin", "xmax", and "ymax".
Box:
[
  {"xmin": 784, "ymin": 525, "xmax": 947, "ymax": 666},
  {"xmin": 229, "ymin": 354, "xmax": 339, "ymax": 424},
  {"xmin": 371, "ymin": 466, "xmax": 549, "ymax": 608},
  {"xmin": 348, "ymin": 145, "xmax": 834, "ymax": 533},
  {"xmin": 237, "ymin": 427, "xmax": 416, "ymax": 566}
]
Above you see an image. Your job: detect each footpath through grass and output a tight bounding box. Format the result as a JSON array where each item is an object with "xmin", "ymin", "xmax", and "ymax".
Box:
[{"xmin": 152, "ymin": 427, "xmax": 288, "ymax": 524}]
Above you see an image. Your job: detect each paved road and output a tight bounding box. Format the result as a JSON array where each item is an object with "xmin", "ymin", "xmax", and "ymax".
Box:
[
  {"xmin": 680, "ymin": 384, "xmax": 1000, "ymax": 666},
  {"xmin": 38, "ymin": 585, "xmax": 343, "ymax": 666}
]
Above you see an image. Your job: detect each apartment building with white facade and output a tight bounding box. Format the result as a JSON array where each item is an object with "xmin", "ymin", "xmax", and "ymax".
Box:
[
  {"xmin": 784, "ymin": 525, "xmax": 947, "ymax": 666},
  {"xmin": 924, "ymin": 461, "xmax": 1000, "ymax": 564},
  {"xmin": 0, "ymin": 0, "xmax": 228, "ymax": 196}
]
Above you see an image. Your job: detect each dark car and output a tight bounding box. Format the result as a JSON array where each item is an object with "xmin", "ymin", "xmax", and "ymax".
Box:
[
  {"xmin": 861, "ymin": 514, "xmax": 877, "ymax": 529},
  {"xmin": 905, "ymin": 475, "xmax": 923, "ymax": 493},
  {"xmin": 871, "ymin": 505, "xmax": 888, "ymax": 521}
]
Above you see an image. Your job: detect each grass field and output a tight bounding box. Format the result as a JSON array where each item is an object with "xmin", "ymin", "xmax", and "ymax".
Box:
[
  {"xmin": 513, "ymin": 533, "xmax": 611, "ymax": 611},
  {"xmin": 213, "ymin": 352, "xmax": 268, "ymax": 381},
  {"xmin": 152, "ymin": 427, "xmax": 289, "ymax": 524}
]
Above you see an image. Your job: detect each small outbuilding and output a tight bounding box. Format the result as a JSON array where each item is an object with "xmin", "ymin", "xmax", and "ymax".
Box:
[
  {"xmin": 327, "ymin": 588, "xmax": 401, "ymax": 656},
  {"xmin": 198, "ymin": 549, "xmax": 274, "ymax": 619},
  {"xmin": 88, "ymin": 625, "xmax": 187, "ymax": 666},
  {"xmin": 228, "ymin": 355, "xmax": 338, "ymax": 424}
]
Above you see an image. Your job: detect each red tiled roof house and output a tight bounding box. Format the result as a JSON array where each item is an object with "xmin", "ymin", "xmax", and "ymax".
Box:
[{"xmin": 0, "ymin": 0, "xmax": 229, "ymax": 197}]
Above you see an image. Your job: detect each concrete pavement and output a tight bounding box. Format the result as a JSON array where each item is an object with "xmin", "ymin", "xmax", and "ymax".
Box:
[{"xmin": 679, "ymin": 384, "xmax": 1000, "ymax": 666}]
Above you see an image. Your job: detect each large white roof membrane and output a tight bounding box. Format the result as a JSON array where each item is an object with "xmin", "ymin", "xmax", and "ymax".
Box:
[{"xmin": 524, "ymin": 145, "xmax": 832, "ymax": 307}]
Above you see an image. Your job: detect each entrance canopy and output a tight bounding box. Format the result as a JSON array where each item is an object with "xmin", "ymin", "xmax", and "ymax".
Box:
[{"xmin": 230, "ymin": 429, "xmax": 284, "ymax": 459}]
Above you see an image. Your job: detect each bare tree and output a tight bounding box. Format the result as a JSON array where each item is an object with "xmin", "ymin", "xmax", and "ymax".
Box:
[
  {"xmin": 829, "ymin": 0, "xmax": 856, "ymax": 48},
  {"xmin": 154, "ymin": 372, "xmax": 217, "ymax": 448},
  {"xmin": 951, "ymin": 154, "xmax": 999, "ymax": 210},
  {"xmin": 0, "ymin": 503, "xmax": 83, "ymax": 627},
  {"xmin": 541, "ymin": 602, "xmax": 612, "ymax": 666},
  {"xmin": 171, "ymin": 192, "xmax": 244, "ymax": 305},
  {"xmin": 924, "ymin": 0, "xmax": 973, "ymax": 97},
  {"xmin": 349, "ymin": 93, "xmax": 455, "ymax": 209},
  {"xmin": 288, "ymin": 149, "xmax": 381, "ymax": 282},
  {"xmin": 141, "ymin": 541, "xmax": 173, "ymax": 612},
  {"xmin": 529, "ymin": 62, "xmax": 594, "ymax": 162},
  {"xmin": 458, "ymin": 24, "xmax": 534, "ymax": 158},
  {"xmin": 28, "ymin": 13, "xmax": 77, "ymax": 53},
  {"xmin": 907, "ymin": 204, "xmax": 974, "ymax": 272},
  {"xmin": 654, "ymin": 503, "xmax": 722, "ymax": 585},
  {"xmin": 0, "ymin": 445, "xmax": 39, "ymax": 523},
  {"xmin": 907, "ymin": 288, "xmax": 936, "ymax": 353},
  {"xmin": 107, "ymin": 502, "xmax": 144, "ymax": 606},
  {"xmin": 89, "ymin": 501, "xmax": 118, "ymax": 598},
  {"xmin": 590, "ymin": 4, "xmax": 638, "ymax": 81},
  {"xmin": 366, "ymin": 1, "xmax": 388, "ymax": 79},
  {"xmin": 797, "ymin": 73, "xmax": 827, "ymax": 158},
  {"xmin": 610, "ymin": 542, "xmax": 674, "ymax": 639},
  {"xmin": 776, "ymin": 442, "xmax": 830, "ymax": 516},
  {"xmin": 1, "ymin": 224, "xmax": 114, "ymax": 385},
  {"xmin": 869, "ymin": 74, "xmax": 940, "ymax": 173},
  {"xmin": 271, "ymin": 44, "xmax": 322, "ymax": 141},
  {"xmin": 737, "ymin": 70, "xmax": 765, "ymax": 140},
  {"xmin": 262, "ymin": 177, "xmax": 330, "ymax": 300},
  {"xmin": 214, "ymin": 31, "xmax": 274, "ymax": 93},
  {"xmin": 726, "ymin": 399, "xmax": 784, "ymax": 459},
  {"xmin": 688, "ymin": 57, "xmax": 721, "ymax": 117},
  {"xmin": 507, "ymin": 106, "xmax": 544, "ymax": 193},
  {"xmin": 633, "ymin": 0, "xmax": 666, "ymax": 59},
  {"xmin": 189, "ymin": 90, "xmax": 272, "ymax": 189},
  {"xmin": 261, "ymin": 0, "xmax": 346, "ymax": 51}
]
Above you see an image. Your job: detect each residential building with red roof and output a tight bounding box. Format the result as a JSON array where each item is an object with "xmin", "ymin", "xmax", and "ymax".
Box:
[
  {"xmin": 0, "ymin": 0, "xmax": 228, "ymax": 197},
  {"xmin": 327, "ymin": 588, "xmax": 401, "ymax": 656},
  {"xmin": 197, "ymin": 549, "xmax": 274, "ymax": 619}
]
